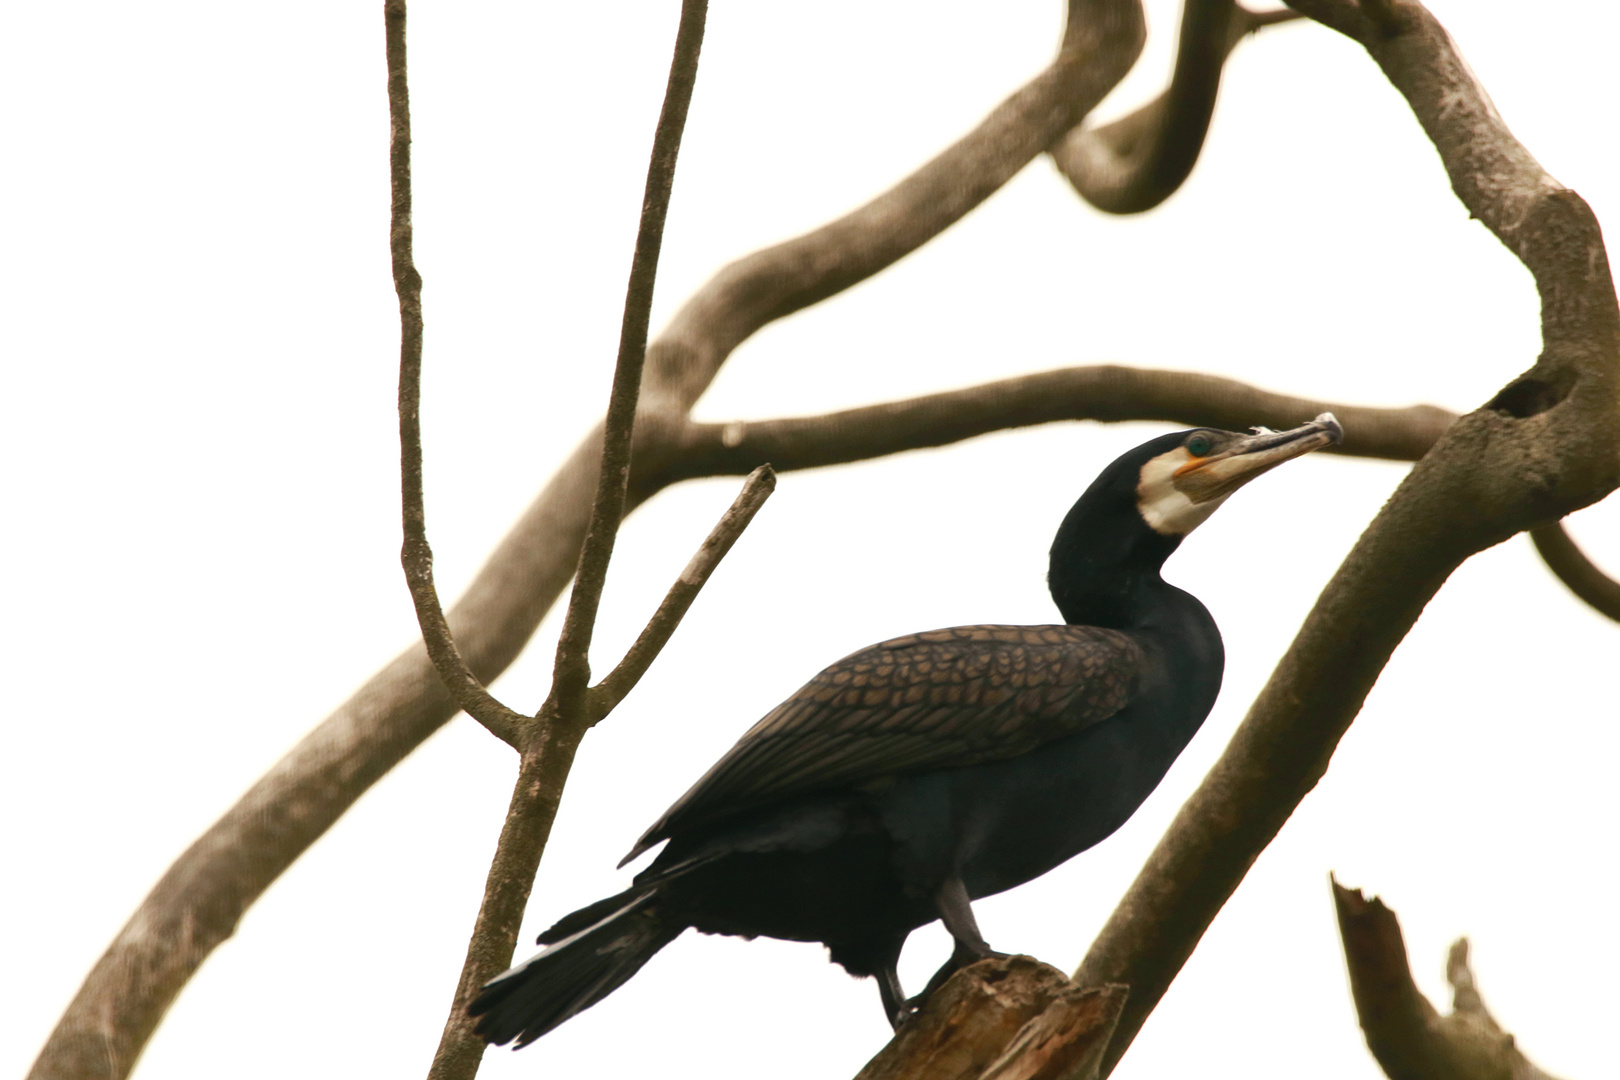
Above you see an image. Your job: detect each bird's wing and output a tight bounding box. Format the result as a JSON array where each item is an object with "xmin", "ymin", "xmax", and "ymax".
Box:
[{"xmin": 622, "ymin": 624, "xmax": 1143, "ymax": 864}]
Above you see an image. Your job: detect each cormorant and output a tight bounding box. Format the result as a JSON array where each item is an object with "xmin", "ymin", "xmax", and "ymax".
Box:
[{"xmin": 469, "ymin": 414, "xmax": 1343, "ymax": 1046}]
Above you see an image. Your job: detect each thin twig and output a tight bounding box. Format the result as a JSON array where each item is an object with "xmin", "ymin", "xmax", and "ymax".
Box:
[
  {"xmin": 549, "ymin": 0, "xmax": 709, "ymax": 715},
  {"xmin": 388, "ymin": 0, "xmax": 531, "ymax": 751},
  {"xmin": 591, "ymin": 465, "xmax": 777, "ymax": 718},
  {"xmin": 1530, "ymin": 521, "xmax": 1620, "ymax": 623}
]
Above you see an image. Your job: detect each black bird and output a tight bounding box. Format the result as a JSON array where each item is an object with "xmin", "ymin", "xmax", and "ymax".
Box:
[{"xmin": 469, "ymin": 414, "xmax": 1343, "ymax": 1046}]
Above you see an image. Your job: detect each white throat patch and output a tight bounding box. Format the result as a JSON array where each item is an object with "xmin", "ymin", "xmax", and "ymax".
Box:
[{"xmin": 1136, "ymin": 449, "xmax": 1228, "ymax": 536}]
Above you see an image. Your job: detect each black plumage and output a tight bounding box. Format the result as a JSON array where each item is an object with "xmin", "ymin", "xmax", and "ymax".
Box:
[{"xmin": 469, "ymin": 415, "xmax": 1342, "ymax": 1047}]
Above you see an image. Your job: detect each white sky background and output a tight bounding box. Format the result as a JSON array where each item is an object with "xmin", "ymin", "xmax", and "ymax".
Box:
[{"xmin": 3, "ymin": 1, "xmax": 1617, "ymax": 1077}]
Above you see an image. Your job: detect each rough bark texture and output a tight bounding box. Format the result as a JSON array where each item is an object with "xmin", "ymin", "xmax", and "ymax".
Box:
[
  {"xmin": 1333, "ymin": 880, "xmax": 1565, "ymax": 1080},
  {"xmin": 1072, "ymin": 4, "xmax": 1620, "ymax": 1074},
  {"xmin": 854, "ymin": 958, "xmax": 1126, "ymax": 1080}
]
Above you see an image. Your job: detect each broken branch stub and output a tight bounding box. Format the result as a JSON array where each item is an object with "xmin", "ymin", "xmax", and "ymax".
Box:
[{"xmin": 1332, "ymin": 878, "xmax": 1566, "ymax": 1080}]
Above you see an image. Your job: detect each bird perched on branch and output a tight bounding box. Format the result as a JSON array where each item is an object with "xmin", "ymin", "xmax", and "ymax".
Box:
[{"xmin": 469, "ymin": 414, "xmax": 1343, "ymax": 1046}]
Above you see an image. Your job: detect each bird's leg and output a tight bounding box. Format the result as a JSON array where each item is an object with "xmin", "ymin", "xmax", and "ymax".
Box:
[
  {"xmin": 936, "ymin": 876, "xmax": 1001, "ymax": 960},
  {"xmin": 904, "ymin": 876, "xmax": 1009, "ymax": 1014},
  {"xmin": 875, "ymin": 964, "xmax": 908, "ymax": 1030}
]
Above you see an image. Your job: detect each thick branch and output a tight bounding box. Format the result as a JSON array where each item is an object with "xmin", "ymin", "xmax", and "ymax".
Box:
[
  {"xmin": 1074, "ymin": 3, "xmax": 1620, "ymax": 1074},
  {"xmin": 548, "ymin": 0, "xmax": 708, "ymax": 715},
  {"xmin": 853, "ymin": 958, "xmax": 1126, "ymax": 1080},
  {"xmin": 591, "ymin": 465, "xmax": 776, "ymax": 718},
  {"xmin": 1332, "ymin": 879, "xmax": 1565, "ymax": 1080},
  {"xmin": 28, "ymin": 6, "xmax": 1149, "ymax": 1075},
  {"xmin": 1048, "ymin": 0, "xmax": 1300, "ymax": 214},
  {"xmin": 1530, "ymin": 522, "xmax": 1620, "ymax": 623},
  {"xmin": 390, "ymin": 0, "xmax": 530, "ymax": 751},
  {"xmin": 649, "ymin": 366, "xmax": 1452, "ymax": 486}
]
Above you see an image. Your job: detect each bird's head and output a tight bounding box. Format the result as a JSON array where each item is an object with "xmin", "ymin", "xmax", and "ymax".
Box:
[
  {"xmin": 1049, "ymin": 414, "xmax": 1343, "ymax": 625},
  {"xmin": 1132, "ymin": 413, "xmax": 1344, "ymax": 537}
]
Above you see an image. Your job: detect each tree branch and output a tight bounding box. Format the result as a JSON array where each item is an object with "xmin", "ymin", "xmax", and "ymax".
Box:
[
  {"xmin": 852, "ymin": 958, "xmax": 1127, "ymax": 1080},
  {"xmin": 1530, "ymin": 521, "xmax": 1620, "ymax": 623},
  {"xmin": 591, "ymin": 465, "xmax": 776, "ymax": 718},
  {"xmin": 28, "ymin": 6, "xmax": 1151, "ymax": 1074},
  {"xmin": 1332, "ymin": 878, "xmax": 1566, "ymax": 1080},
  {"xmin": 649, "ymin": 365, "xmax": 1452, "ymax": 486},
  {"xmin": 546, "ymin": 0, "xmax": 709, "ymax": 717},
  {"xmin": 1073, "ymin": 4, "xmax": 1620, "ymax": 1074},
  {"xmin": 389, "ymin": 0, "xmax": 531, "ymax": 751},
  {"xmin": 1048, "ymin": 0, "xmax": 1301, "ymax": 215}
]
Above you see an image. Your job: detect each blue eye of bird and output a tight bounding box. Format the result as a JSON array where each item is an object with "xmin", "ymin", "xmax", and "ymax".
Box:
[{"xmin": 1186, "ymin": 434, "xmax": 1214, "ymax": 457}]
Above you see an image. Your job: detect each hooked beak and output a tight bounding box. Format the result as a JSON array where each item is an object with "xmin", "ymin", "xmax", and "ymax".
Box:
[{"xmin": 1173, "ymin": 412, "xmax": 1343, "ymax": 505}]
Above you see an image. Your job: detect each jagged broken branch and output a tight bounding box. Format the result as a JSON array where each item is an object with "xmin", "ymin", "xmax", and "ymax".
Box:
[{"xmin": 1332, "ymin": 878, "xmax": 1567, "ymax": 1080}]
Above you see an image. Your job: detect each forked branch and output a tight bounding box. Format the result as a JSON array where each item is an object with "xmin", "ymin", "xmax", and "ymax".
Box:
[{"xmin": 425, "ymin": 2, "xmax": 712, "ymax": 1077}]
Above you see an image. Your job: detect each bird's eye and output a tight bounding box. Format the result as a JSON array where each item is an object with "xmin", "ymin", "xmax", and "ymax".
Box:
[{"xmin": 1185, "ymin": 433, "xmax": 1214, "ymax": 457}]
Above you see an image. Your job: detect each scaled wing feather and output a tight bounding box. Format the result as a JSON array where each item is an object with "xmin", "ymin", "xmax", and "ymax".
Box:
[{"xmin": 621, "ymin": 625, "xmax": 1141, "ymax": 865}]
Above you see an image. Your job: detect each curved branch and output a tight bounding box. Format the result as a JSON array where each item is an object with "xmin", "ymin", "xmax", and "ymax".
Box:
[
  {"xmin": 1530, "ymin": 521, "xmax": 1620, "ymax": 623},
  {"xmin": 27, "ymin": 4, "xmax": 1149, "ymax": 1077},
  {"xmin": 390, "ymin": 0, "xmax": 531, "ymax": 751},
  {"xmin": 1332, "ymin": 879, "xmax": 1566, "ymax": 1080},
  {"xmin": 1074, "ymin": 4, "xmax": 1620, "ymax": 1074},
  {"xmin": 1048, "ymin": 0, "xmax": 1301, "ymax": 215}
]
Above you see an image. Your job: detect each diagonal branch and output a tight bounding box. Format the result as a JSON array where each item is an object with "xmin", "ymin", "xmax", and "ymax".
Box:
[
  {"xmin": 591, "ymin": 465, "xmax": 777, "ymax": 718},
  {"xmin": 1332, "ymin": 878, "xmax": 1567, "ymax": 1080},
  {"xmin": 1073, "ymin": 4, "xmax": 1620, "ymax": 1074},
  {"xmin": 1048, "ymin": 0, "xmax": 1302, "ymax": 214},
  {"xmin": 390, "ymin": 0, "xmax": 530, "ymax": 751},
  {"xmin": 546, "ymin": 0, "xmax": 709, "ymax": 717},
  {"xmin": 27, "ymin": 6, "xmax": 1151, "ymax": 1075},
  {"xmin": 1530, "ymin": 521, "xmax": 1620, "ymax": 623}
]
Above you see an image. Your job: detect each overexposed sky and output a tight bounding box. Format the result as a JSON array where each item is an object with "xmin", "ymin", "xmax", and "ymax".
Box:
[{"xmin": 4, "ymin": 2, "xmax": 1617, "ymax": 1078}]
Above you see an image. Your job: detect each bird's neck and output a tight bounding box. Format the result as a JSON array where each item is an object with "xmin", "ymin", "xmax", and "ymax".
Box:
[
  {"xmin": 1047, "ymin": 497, "xmax": 1183, "ymax": 631},
  {"xmin": 1049, "ymin": 562, "xmax": 1181, "ymax": 631}
]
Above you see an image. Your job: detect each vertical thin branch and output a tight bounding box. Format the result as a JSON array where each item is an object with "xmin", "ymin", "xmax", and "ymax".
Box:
[
  {"xmin": 549, "ymin": 0, "xmax": 710, "ymax": 716},
  {"xmin": 388, "ymin": 0, "xmax": 531, "ymax": 751},
  {"xmin": 424, "ymin": 4, "xmax": 712, "ymax": 1077}
]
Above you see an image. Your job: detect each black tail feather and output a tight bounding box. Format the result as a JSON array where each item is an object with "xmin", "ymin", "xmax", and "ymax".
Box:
[
  {"xmin": 534, "ymin": 886, "xmax": 642, "ymax": 946},
  {"xmin": 468, "ymin": 891, "xmax": 681, "ymax": 1047}
]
